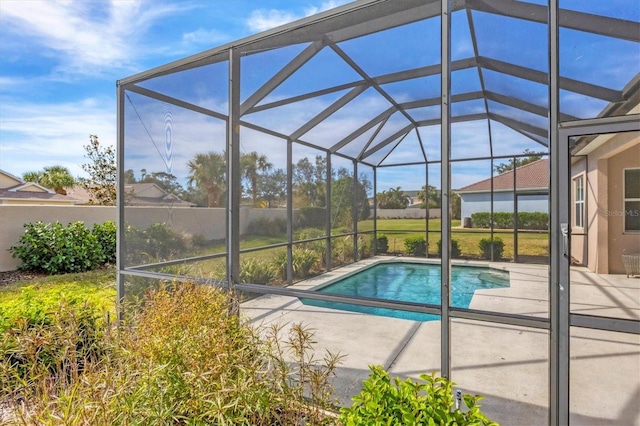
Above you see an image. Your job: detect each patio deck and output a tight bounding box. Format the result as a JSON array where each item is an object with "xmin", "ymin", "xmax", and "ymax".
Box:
[{"xmin": 241, "ymin": 257, "xmax": 640, "ymax": 425}]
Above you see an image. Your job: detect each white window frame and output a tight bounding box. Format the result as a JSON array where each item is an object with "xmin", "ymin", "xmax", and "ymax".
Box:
[
  {"xmin": 573, "ymin": 175, "xmax": 584, "ymax": 229},
  {"xmin": 623, "ymin": 167, "xmax": 640, "ymax": 233}
]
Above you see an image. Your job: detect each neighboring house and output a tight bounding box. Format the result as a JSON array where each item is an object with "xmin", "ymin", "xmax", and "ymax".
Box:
[
  {"xmin": 570, "ymin": 131, "xmax": 639, "ymax": 275},
  {"xmin": 0, "ymin": 169, "xmax": 79, "ymax": 205},
  {"xmin": 456, "ymin": 159, "xmax": 549, "ymax": 221},
  {"xmin": 124, "ymin": 183, "xmax": 196, "ymax": 207}
]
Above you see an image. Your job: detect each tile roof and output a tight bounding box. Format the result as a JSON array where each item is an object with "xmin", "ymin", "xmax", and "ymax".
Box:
[{"xmin": 456, "ymin": 159, "xmax": 549, "ymax": 193}]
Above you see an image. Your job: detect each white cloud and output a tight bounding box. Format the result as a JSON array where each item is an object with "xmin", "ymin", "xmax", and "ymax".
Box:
[
  {"xmin": 182, "ymin": 28, "xmax": 229, "ymax": 46},
  {"xmin": 0, "ymin": 98, "xmax": 115, "ymax": 178},
  {"xmin": 246, "ymin": 1, "xmax": 351, "ymax": 32},
  {"xmin": 246, "ymin": 9, "xmax": 299, "ymax": 32},
  {"xmin": 0, "ymin": 0, "xmax": 187, "ymax": 77}
]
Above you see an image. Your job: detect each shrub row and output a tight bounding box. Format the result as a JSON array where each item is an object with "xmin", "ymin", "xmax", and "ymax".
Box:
[
  {"xmin": 0, "ymin": 282, "xmax": 342, "ymax": 424},
  {"xmin": 9, "ymin": 221, "xmax": 117, "ymax": 274},
  {"xmin": 1, "ymin": 281, "xmax": 496, "ymax": 425},
  {"xmin": 471, "ymin": 212, "xmax": 548, "ymax": 230},
  {"xmin": 124, "ymin": 222, "xmax": 187, "ymax": 264}
]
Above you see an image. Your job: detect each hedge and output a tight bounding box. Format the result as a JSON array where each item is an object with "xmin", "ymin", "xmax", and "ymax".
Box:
[{"xmin": 470, "ymin": 212, "xmax": 548, "ymax": 230}]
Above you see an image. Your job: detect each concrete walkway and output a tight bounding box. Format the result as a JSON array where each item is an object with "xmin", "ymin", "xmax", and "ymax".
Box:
[{"xmin": 241, "ymin": 257, "xmax": 640, "ymax": 425}]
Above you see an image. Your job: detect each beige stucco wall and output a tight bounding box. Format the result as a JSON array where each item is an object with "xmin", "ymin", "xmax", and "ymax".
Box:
[
  {"xmin": 573, "ymin": 132, "xmax": 639, "ymax": 274},
  {"xmin": 607, "ymin": 142, "xmax": 640, "ymax": 273},
  {"xmin": 0, "ymin": 206, "xmax": 291, "ymax": 272},
  {"xmin": 570, "ymin": 157, "xmax": 588, "ymax": 266}
]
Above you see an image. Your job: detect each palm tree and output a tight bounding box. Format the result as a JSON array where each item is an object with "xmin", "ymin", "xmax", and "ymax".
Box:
[
  {"xmin": 241, "ymin": 151, "xmax": 272, "ymax": 207},
  {"xmin": 23, "ymin": 165, "xmax": 75, "ymax": 195},
  {"xmin": 378, "ymin": 187, "xmax": 411, "ymax": 209},
  {"xmin": 187, "ymin": 152, "xmax": 226, "ymax": 207}
]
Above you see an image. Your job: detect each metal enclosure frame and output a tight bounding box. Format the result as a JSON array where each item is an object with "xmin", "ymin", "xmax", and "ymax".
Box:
[{"xmin": 116, "ymin": 1, "xmax": 639, "ymax": 424}]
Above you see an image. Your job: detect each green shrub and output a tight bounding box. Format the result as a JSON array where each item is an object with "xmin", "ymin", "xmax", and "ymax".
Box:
[
  {"xmin": 9, "ymin": 221, "xmax": 105, "ymax": 274},
  {"xmin": 191, "ymin": 233, "xmax": 206, "ymax": 248},
  {"xmin": 272, "ymin": 251, "xmax": 289, "ymax": 281},
  {"xmin": 247, "ymin": 217, "xmax": 287, "ymax": 237},
  {"xmin": 478, "ymin": 237, "xmax": 505, "ymax": 260},
  {"xmin": 404, "ymin": 236, "xmax": 427, "ymax": 256},
  {"xmin": 271, "ymin": 248, "xmax": 319, "ymax": 281},
  {"xmin": 124, "ymin": 222, "xmax": 187, "ymax": 264},
  {"xmin": 92, "ymin": 221, "xmax": 116, "ymax": 263},
  {"xmin": 0, "ymin": 297, "xmax": 107, "ymax": 398},
  {"xmin": 517, "ymin": 212, "xmax": 549, "ymax": 230},
  {"xmin": 295, "ymin": 206, "xmax": 326, "ymax": 229},
  {"xmin": 340, "ymin": 365, "xmax": 497, "ymax": 426},
  {"xmin": 240, "ymin": 258, "xmax": 277, "ymax": 284},
  {"xmin": 292, "ymin": 248, "xmax": 319, "ymax": 278},
  {"xmin": 470, "ymin": 212, "xmax": 548, "ymax": 230},
  {"xmin": 437, "ymin": 239, "xmax": 462, "ymax": 258},
  {"xmin": 376, "ymin": 234, "xmax": 389, "ymax": 253},
  {"xmin": 2, "ymin": 282, "xmax": 342, "ymax": 424},
  {"xmin": 358, "ymin": 235, "xmax": 374, "ymax": 260}
]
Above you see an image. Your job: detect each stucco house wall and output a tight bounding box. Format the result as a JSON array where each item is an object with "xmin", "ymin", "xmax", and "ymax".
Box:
[
  {"xmin": 570, "ymin": 131, "xmax": 639, "ymax": 274},
  {"xmin": 460, "ymin": 191, "xmax": 548, "ymax": 220}
]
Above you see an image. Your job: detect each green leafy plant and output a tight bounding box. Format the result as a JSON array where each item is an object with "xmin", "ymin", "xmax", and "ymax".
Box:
[
  {"xmin": 437, "ymin": 239, "xmax": 461, "ymax": 258},
  {"xmin": 478, "ymin": 237, "xmax": 505, "ymax": 260},
  {"xmin": 376, "ymin": 234, "xmax": 389, "ymax": 254},
  {"xmin": 92, "ymin": 221, "xmax": 116, "ymax": 263},
  {"xmin": 247, "ymin": 217, "xmax": 287, "ymax": 237},
  {"xmin": 1, "ymin": 280, "xmax": 343, "ymax": 425},
  {"xmin": 9, "ymin": 221, "xmax": 106, "ymax": 274},
  {"xmin": 470, "ymin": 212, "xmax": 548, "ymax": 230},
  {"xmin": 292, "ymin": 247, "xmax": 319, "ymax": 278},
  {"xmin": 340, "ymin": 365, "xmax": 497, "ymax": 426},
  {"xmin": 272, "ymin": 248, "xmax": 319, "ymax": 281},
  {"xmin": 124, "ymin": 222, "xmax": 187, "ymax": 264},
  {"xmin": 0, "ymin": 297, "xmax": 108, "ymax": 399},
  {"xmin": 240, "ymin": 257, "xmax": 277, "ymax": 284},
  {"xmin": 404, "ymin": 236, "xmax": 427, "ymax": 256}
]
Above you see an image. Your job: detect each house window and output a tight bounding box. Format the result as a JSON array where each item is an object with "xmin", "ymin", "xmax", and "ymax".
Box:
[
  {"xmin": 624, "ymin": 168, "xmax": 640, "ymax": 232},
  {"xmin": 574, "ymin": 176, "xmax": 584, "ymax": 228}
]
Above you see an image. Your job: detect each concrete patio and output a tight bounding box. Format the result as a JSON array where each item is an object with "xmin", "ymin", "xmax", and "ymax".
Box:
[{"xmin": 241, "ymin": 257, "xmax": 640, "ymax": 425}]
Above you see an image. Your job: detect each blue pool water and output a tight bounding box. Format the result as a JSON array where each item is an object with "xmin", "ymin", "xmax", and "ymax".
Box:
[{"xmin": 301, "ymin": 262, "xmax": 510, "ymax": 321}]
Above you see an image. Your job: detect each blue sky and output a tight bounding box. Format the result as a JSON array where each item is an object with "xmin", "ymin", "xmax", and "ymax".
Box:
[
  {"xmin": 0, "ymin": 0, "xmax": 351, "ymax": 179},
  {"xmin": 1, "ymin": 1, "xmax": 635, "ymax": 192}
]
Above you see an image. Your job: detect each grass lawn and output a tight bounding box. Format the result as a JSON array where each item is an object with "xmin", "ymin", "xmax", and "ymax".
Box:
[
  {"xmin": 358, "ymin": 218, "xmax": 548, "ymax": 258},
  {"xmin": 179, "ymin": 219, "xmax": 548, "ymax": 275}
]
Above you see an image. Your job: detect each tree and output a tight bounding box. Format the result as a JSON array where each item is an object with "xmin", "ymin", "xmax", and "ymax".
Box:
[
  {"xmin": 451, "ymin": 191, "xmax": 461, "ymax": 220},
  {"xmin": 292, "ymin": 155, "xmax": 327, "ymax": 207},
  {"xmin": 331, "ymin": 169, "xmax": 371, "ymax": 230},
  {"xmin": 241, "ymin": 151, "xmax": 272, "ymax": 207},
  {"xmin": 377, "ymin": 187, "xmax": 411, "ymax": 209},
  {"xmin": 125, "ymin": 169, "xmax": 186, "ymax": 198},
  {"xmin": 80, "ymin": 135, "xmax": 116, "ymax": 205},
  {"xmin": 22, "ymin": 165, "xmax": 75, "ymax": 195},
  {"xmin": 258, "ymin": 169, "xmax": 287, "ymax": 208},
  {"xmin": 417, "ymin": 185, "xmax": 441, "ymax": 209},
  {"xmin": 495, "ymin": 149, "xmax": 543, "ymax": 174},
  {"xmin": 187, "ymin": 152, "xmax": 226, "ymax": 207}
]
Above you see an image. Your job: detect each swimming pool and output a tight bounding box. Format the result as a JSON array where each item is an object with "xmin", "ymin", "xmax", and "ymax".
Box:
[{"xmin": 301, "ymin": 262, "xmax": 510, "ymax": 321}]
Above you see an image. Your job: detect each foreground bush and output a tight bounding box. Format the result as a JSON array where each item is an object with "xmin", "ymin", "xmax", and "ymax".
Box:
[
  {"xmin": 478, "ymin": 237, "xmax": 505, "ymax": 260},
  {"xmin": 437, "ymin": 238, "xmax": 462, "ymax": 258},
  {"xmin": 1, "ymin": 282, "xmax": 342, "ymax": 425},
  {"xmin": 376, "ymin": 234, "xmax": 389, "ymax": 253},
  {"xmin": 340, "ymin": 365, "xmax": 497, "ymax": 426},
  {"xmin": 9, "ymin": 221, "xmax": 113, "ymax": 274},
  {"xmin": 404, "ymin": 236, "xmax": 427, "ymax": 256}
]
